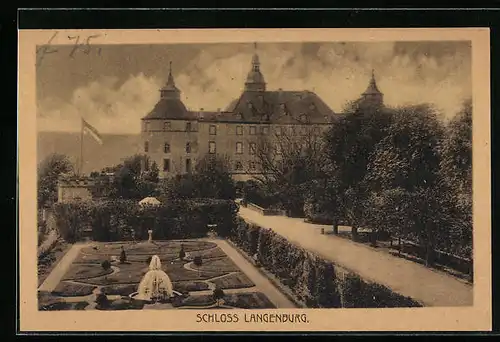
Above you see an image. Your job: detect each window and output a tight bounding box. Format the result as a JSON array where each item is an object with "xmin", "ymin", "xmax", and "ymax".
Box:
[
  {"xmin": 249, "ymin": 126, "xmax": 257, "ymax": 135},
  {"xmin": 163, "ymin": 121, "xmax": 171, "ymax": 131},
  {"xmin": 186, "ymin": 159, "xmax": 192, "ymax": 173},
  {"xmin": 249, "ymin": 161, "xmax": 256, "ymax": 171},
  {"xmin": 236, "ymin": 125, "xmax": 243, "ymax": 135},
  {"xmin": 186, "ymin": 142, "xmax": 191, "ymax": 153},
  {"xmin": 314, "ymin": 126, "xmax": 321, "ymax": 135},
  {"xmin": 300, "ymin": 126, "xmax": 308, "ymax": 136},
  {"xmin": 249, "ymin": 142, "xmax": 256, "ymax": 155},
  {"xmin": 275, "ymin": 145, "xmax": 282, "ymax": 155},
  {"xmin": 261, "ymin": 126, "xmax": 269, "ymax": 135},
  {"xmin": 209, "ymin": 141, "xmax": 216, "ymax": 154},
  {"xmin": 186, "ymin": 122, "xmax": 192, "ymax": 132},
  {"xmin": 300, "ymin": 114, "xmax": 308, "ymax": 123},
  {"xmin": 236, "ymin": 113, "xmax": 243, "ymax": 120},
  {"xmin": 248, "ymin": 102, "xmax": 253, "ymax": 109},
  {"xmin": 163, "ymin": 159, "xmax": 170, "ymax": 172},
  {"xmin": 235, "ymin": 161, "xmax": 243, "ymax": 171},
  {"xmin": 236, "ymin": 142, "xmax": 243, "ymax": 154},
  {"xmin": 144, "ymin": 141, "xmax": 149, "ymax": 153},
  {"xmin": 276, "ymin": 126, "xmax": 282, "ymax": 135},
  {"xmin": 209, "ymin": 125, "xmax": 217, "ymax": 135},
  {"xmin": 164, "ymin": 143, "xmax": 170, "ymax": 153},
  {"xmin": 144, "ymin": 122, "xmax": 150, "ymax": 131}
]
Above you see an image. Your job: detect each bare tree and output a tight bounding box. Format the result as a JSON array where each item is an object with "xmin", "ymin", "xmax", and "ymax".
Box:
[{"xmin": 250, "ymin": 124, "xmax": 329, "ymax": 215}]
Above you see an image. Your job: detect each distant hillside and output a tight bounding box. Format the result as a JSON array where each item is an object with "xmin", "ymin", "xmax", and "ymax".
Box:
[{"xmin": 37, "ymin": 131, "xmax": 142, "ymax": 174}]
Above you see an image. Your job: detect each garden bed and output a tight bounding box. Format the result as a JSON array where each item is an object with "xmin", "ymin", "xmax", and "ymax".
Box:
[
  {"xmin": 62, "ymin": 264, "xmax": 114, "ymax": 281},
  {"xmin": 40, "ymin": 301, "xmax": 89, "ymax": 311},
  {"xmin": 51, "ymin": 282, "xmax": 97, "ymax": 297},
  {"xmin": 211, "ymin": 272, "xmax": 255, "ymax": 290}
]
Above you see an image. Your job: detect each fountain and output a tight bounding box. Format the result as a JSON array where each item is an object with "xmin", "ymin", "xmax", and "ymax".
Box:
[{"xmin": 129, "ymin": 255, "xmax": 180, "ymax": 302}]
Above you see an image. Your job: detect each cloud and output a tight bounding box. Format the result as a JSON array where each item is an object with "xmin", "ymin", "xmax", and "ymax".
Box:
[
  {"xmin": 38, "ymin": 42, "xmax": 471, "ymax": 133},
  {"xmin": 37, "ymin": 73, "xmax": 162, "ymax": 134}
]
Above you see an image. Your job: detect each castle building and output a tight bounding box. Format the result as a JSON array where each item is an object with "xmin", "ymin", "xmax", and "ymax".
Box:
[{"xmin": 141, "ymin": 44, "xmax": 383, "ymax": 181}]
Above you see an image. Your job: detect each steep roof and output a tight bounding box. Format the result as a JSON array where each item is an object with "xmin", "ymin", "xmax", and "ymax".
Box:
[
  {"xmin": 142, "ymin": 98, "xmax": 196, "ymax": 120},
  {"xmin": 142, "ymin": 61, "xmax": 196, "ymax": 121},
  {"xmin": 222, "ymin": 90, "xmax": 338, "ymax": 124},
  {"xmin": 362, "ymin": 70, "xmax": 383, "ymax": 96}
]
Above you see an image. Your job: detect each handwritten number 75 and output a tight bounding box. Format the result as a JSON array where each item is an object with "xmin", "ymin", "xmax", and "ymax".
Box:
[{"xmin": 68, "ymin": 35, "xmax": 102, "ymax": 58}]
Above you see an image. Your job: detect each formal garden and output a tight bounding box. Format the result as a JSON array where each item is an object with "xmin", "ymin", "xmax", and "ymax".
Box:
[{"xmin": 38, "ymin": 239, "xmax": 276, "ymax": 311}]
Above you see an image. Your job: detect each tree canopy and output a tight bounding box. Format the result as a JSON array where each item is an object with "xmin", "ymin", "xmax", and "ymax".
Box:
[{"xmin": 37, "ymin": 153, "xmax": 74, "ymax": 207}]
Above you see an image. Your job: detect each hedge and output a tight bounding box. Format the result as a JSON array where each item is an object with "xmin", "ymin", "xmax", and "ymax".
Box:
[
  {"xmin": 53, "ymin": 198, "xmax": 237, "ymax": 242},
  {"xmin": 230, "ymin": 217, "xmax": 422, "ymax": 308}
]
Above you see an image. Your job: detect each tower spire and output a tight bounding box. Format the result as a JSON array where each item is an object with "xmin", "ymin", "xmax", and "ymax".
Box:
[
  {"xmin": 160, "ymin": 60, "xmax": 180, "ymax": 99},
  {"xmin": 245, "ymin": 42, "xmax": 266, "ymax": 92}
]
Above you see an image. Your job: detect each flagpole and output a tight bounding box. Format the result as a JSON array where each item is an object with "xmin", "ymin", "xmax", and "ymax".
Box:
[{"xmin": 80, "ymin": 117, "xmax": 84, "ymax": 177}]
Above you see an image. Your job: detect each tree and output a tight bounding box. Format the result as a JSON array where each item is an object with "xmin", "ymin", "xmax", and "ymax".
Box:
[
  {"xmin": 439, "ymin": 99, "xmax": 473, "ymax": 259},
  {"xmin": 104, "ymin": 154, "xmax": 158, "ymax": 199},
  {"xmin": 160, "ymin": 154, "xmax": 236, "ymax": 200},
  {"xmin": 119, "ymin": 246, "xmax": 127, "ymax": 264},
  {"xmin": 101, "ymin": 260, "xmax": 111, "ymax": 271},
  {"xmin": 253, "ymin": 124, "xmax": 327, "ymax": 216},
  {"xmin": 143, "ymin": 161, "xmax": 160, "ymax": 183},
  {"xmin": 193, "ymin": 154, "xmax": 236, "ymax": 200},
  {"xmin": 323, "ymin": 103, "xmax": 393, "ymax": 239},
  {"xmin": 364, "ymin": 104, "xmax": 446, "ymax": 265},
  {"xmin": 212, "ymin": 287, "xmax": 225, "ymax": 307},
  {"xmin": 37, "ymin": 153, "xmax": 74, "ymax": 207},
  {"xmin": 178, "ymin": 244, "xmax": 186, "ymax": 261}
]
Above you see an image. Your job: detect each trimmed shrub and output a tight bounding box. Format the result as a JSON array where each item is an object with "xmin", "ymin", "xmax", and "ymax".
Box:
[
  {"xmin": 52, "ymin": 198, "xmax": 236, "ymax": 242},
  {"xmin": 193, "ymin": 256, "xmax": 203, "ymax": 266},
  {"xmin": 228, "ymin": 218, "xmax": 419, "ymax": 308}
]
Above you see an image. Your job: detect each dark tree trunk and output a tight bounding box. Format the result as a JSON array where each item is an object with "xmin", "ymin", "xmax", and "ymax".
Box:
[
  {"xmin": 425, "ymin": 243, "xmax": 435, "ymax": 267},
  {"xmin": 351, "ymin": 225, "xmax": 358, "ymax": 242},
  {"xmin": 332, "ymin": 220, "xmax": 339, "ymax": 235},
  {"xmin": 370, "ymin": 231, "xmax": 377, "ymax": 247}
]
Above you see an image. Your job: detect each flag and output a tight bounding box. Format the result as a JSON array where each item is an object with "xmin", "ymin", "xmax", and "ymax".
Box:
[{"xmin": 82, "ymin": 118, "xmax": 103, "ymax": 145}]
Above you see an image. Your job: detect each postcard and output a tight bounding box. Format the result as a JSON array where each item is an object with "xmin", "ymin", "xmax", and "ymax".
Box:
[{"xmin": 19, "ymin": 28, "xmax": 491, "ymax": 332}]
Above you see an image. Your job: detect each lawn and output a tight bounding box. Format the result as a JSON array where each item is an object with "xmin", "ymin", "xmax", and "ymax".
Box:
[
  {"xmin": 62, "ymin": 264, "xmax": 114, "ymax": 281},
  {"xmin": 52, "ymin": 282, "xmax": 97, "ymax": 297},
  {"xmin": 211, "ymin": 272, "xmax": 255, "ymax": 290},
  {"xmin": 198, "ymin": 257, "xmax": 240, "ymax": 273}
]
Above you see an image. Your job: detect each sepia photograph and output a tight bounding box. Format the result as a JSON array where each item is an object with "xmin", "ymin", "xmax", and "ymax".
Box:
[{"xmin": 18, "ymin": 28, "xmax": 491, "ymax": 332}]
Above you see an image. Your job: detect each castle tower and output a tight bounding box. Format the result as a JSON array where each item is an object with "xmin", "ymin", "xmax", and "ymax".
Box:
[
  {"xmin": 244, "ymin": 43, "xmax": 266, "ymax": 92},
  {"xmin": 160, "ymin": 61, "xmax": 181, "ymax": 100},
  {"xmin": 361, "ymin": 69, "xmax": 384, "ymax": 107}
]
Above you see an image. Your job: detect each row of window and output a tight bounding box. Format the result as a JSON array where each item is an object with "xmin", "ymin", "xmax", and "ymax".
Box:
[
  {"xmin": 146, "ymin": 141, "xmax": 285, "ymax": 155},
  {"xmin": 210, "ymin": 124, "xmax": 320, "ymax": 136},
  {"xmin": 160, "ymin": 158, "xmax": 256, "ymax": 173},
  {"xmin": 144, "ymin": 142, "xmax": 193, "ymax": 154},
  {"xmin": 144, "ymin": 121, "xmax": 321, "ymax": 136},
  {"xmin": 144, "ymin": 121, "xmax": 194, "ymax": 132}
]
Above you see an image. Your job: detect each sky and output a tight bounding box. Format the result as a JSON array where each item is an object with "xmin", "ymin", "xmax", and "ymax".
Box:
[{"xmin": 36, "ymin": 41, "xmax": 472, "ymax": 134}]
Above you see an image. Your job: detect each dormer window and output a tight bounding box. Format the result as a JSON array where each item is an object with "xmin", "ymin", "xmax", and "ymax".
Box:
[
  {"xmin": 248, "ymin": 102, "xmax": 253, "ymax": 109},
  {"xmin": 299, "ymin": 114, "xmax": 308, "ymax": 123},
  {"xmin": 262, "ymin": 114, "xmax": 269, "ymax": 121},
  {"xmin": 309, "ymin": 103, "xmax": 316, "ymax": 111},
  {"xmin": 236, "ymin": 113, "xmax": 243, "ymax": 120}
]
